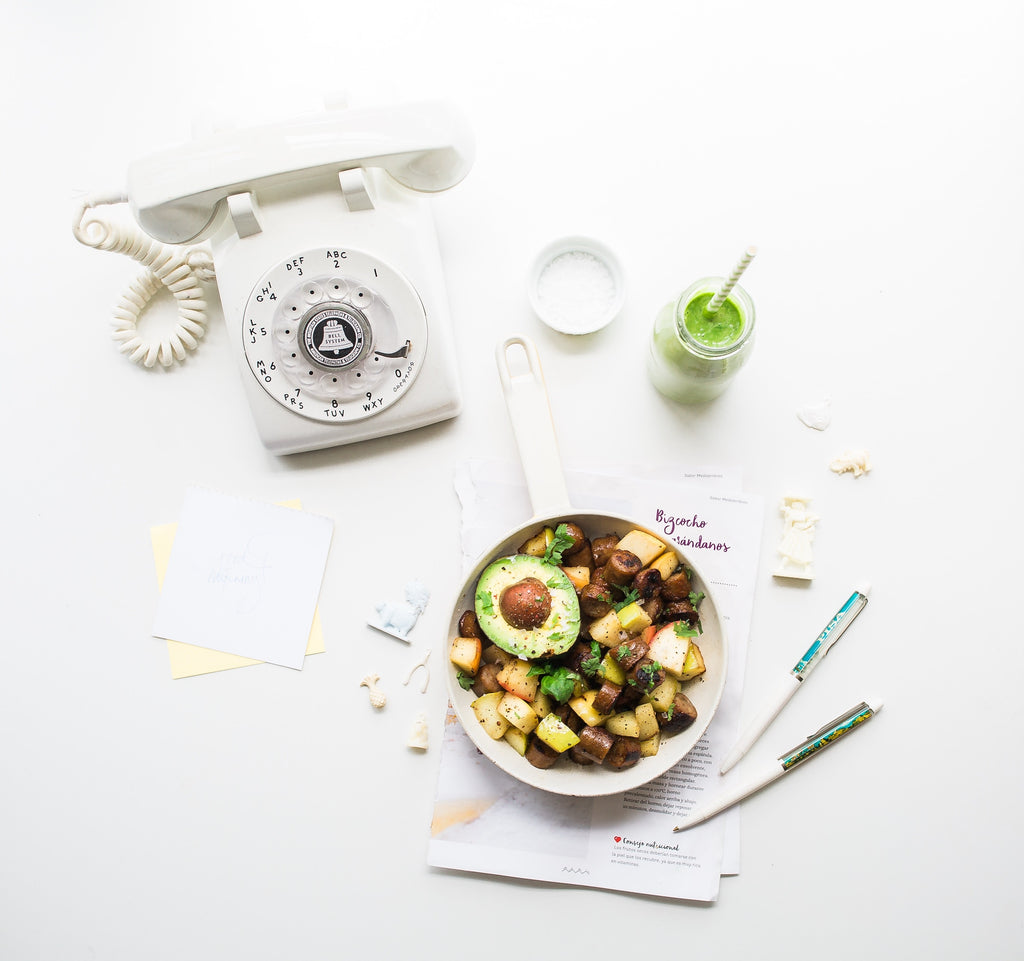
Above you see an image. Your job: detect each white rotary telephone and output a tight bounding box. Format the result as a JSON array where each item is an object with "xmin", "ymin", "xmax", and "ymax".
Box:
[{"xmin": 73, "ymin": 100, "xmax": 474, "ymax": 454}]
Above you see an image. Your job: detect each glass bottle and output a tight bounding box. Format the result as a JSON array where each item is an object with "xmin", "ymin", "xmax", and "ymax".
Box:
[{"xmin": 647, "ymin": 277, "xmax": 756, "ymax": 404}]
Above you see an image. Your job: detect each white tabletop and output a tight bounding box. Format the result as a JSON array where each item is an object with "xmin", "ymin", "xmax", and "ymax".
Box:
[{"xmin": 4, "ymin": 1, "xmax": 1022, "ymax": 957}]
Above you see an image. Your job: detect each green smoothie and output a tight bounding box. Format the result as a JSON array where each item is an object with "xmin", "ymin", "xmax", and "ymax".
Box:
[
  {"xmin": 647, "ymin": 278, "xmax": 756, "ymax": 404},
  {"xmin": 683, "ymin": 292, "xmax": 745, "ymax": 349}
]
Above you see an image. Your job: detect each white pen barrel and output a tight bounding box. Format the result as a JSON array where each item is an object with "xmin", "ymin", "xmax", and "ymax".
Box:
[
  {"xmin": 675, "ymin": 760, "xmax": 785, "ymax": 830},
  {"xmin": 719, "ymin": 673, "xmax": 802, "ymax": 774}
]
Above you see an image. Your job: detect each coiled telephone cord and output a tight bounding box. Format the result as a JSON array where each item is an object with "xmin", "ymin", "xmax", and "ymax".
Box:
[{"xmin": 72, "ymin": 193, "xmax": 216, "ymax": 367}]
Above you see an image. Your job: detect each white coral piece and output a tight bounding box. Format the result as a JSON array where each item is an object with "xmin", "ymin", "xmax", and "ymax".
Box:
[
  {"xmin": 829, "ymin": 450, "xmax": 872, "ymax": 477},
  {"xmin": 360, "ymin": 673, "xmax": 386, "ymax": 709}
]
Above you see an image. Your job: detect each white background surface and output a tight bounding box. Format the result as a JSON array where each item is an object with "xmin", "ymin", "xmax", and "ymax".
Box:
[{"xmin": 3, "ymin": 1, "xmax": 1022, "ymax": 957}]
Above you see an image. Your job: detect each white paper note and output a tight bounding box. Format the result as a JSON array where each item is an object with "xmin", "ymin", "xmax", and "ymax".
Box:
[{"xmin": 151, "ymin": 487, "xmax": 334, "ymax": 670}]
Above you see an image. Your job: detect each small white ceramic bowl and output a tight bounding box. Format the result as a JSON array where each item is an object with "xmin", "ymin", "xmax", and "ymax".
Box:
[{"xmin": 527, "ymin": 236, "xmax": 625, "ymax": 335}]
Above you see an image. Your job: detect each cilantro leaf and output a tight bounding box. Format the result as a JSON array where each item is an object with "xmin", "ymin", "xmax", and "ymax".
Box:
[
  {"xmin": 456, "ymin": 671, "xmax": 475, "ymax": 690},
  {"xmin": 580, "ymin": 641, "xmax": 602, "ymax": 677},
  {"xmin": 540, "ymin": 667, "xmax": 579, "ymax": 703},
  {"xmin": 612, "ymin": 588, "xmax": 640, "ymax": 612},
  {"xmin": 476, "ymin": 590, "xmax": 494, "ymax": 616},
  {"xmin": 527, "ymin": 661, "xmax": 579, "ymax": 703},
  {"xmin": 542, "ymin": 524, "xmax": 575, "ymax": 566},
  {"xmin": 688, "ymin": 590, "xmax": 705, "ymax": 607},
  {"xmin": 673, "ymin": 621, "xmax": 700, "ymax": 638}
]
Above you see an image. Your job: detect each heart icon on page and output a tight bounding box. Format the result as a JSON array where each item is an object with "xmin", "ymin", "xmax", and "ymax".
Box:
[{"xmin": 614, "ymin": 836, "xmax": 622, "ymax": 843}]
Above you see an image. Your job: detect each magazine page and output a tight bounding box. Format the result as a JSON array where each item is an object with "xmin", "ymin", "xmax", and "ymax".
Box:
[{"xmin": 427, "ymin": 460, "xmax": 764, "ymax": 901}]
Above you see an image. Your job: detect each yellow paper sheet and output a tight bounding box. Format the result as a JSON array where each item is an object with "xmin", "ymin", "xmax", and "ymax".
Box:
[{"xmin": 150, "ymin": 499, "xmax": 325, "ymax": 678}]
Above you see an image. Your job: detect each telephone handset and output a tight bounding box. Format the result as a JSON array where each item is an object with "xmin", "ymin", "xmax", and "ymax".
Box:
[{"xmin": 74, "ymin": 100, "xmax": 473, "ymax": 455}]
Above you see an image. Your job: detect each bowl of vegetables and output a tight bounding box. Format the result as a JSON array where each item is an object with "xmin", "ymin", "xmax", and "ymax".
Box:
[{"xmin": 443, "ymin": 338, "xmax": 728, "ymax": 796}]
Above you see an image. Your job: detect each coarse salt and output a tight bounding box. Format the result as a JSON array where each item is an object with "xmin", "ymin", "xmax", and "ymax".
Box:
[{"xmin": 535, "ymin": 250, "xmax": 618, "ymax": 333}]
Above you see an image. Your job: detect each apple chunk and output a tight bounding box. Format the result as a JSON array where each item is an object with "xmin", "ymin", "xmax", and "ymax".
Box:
[
  {"xmin": 679, "ymin": 641, "xmax": 706, "ymax": 680},
  {"xmin": 497, "ymin": 659, "xmax": 540, "ymax": 701},
  {"xmin": 647, "ymin": 622, "xmax": 692, "ymax": 678},
  {"xmin": 449, "ymin": 636, "xmax": 482, "ymax": 675}
]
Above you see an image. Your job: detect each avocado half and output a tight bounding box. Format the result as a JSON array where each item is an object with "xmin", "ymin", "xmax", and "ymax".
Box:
[{"xmin": 474, "ymin": 554, "xmax": 581, "ymax": 659}]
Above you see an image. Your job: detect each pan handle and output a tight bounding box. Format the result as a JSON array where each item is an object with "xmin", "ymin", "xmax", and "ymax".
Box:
[{"xmin": 496, "ymin": 336, "xmax": 573, "ymax": 519}]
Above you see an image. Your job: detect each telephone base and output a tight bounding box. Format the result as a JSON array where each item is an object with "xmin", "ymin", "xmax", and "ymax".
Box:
[{"xmin": 205, "ymin": 167, "xmax": 464, "ymax": 455}]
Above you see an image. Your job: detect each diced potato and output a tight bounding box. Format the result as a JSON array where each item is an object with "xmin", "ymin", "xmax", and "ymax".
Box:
[
  {"xmin": 634, "ymin": 701, "xmax": 660, "ymax": 741},
  {"xmin": 600, "ymin": 651, "xmax": 627, "ymax": 686},
  {"xmin": 531, "ymin": 689, "xmax": 555, "ymax": 719},
  {"xmin": 518, "ymin": 526, "xmax": 553, "ymax": 556},
  {"xmin": 616, "ymin": 601, "xmax": 652, "ymax": 635},
  {"xmin": 561, "ymin": 565, "xmax": 591, "ymax": 592},
  {"xmin": 589, "ymin": 609, "xmax": 624, "ymax": 646},
  {"xmin": 471, "ymin": 692, "xmax": 509, "ymax": 739},
  {"xmin": 616, "ymin": 530, "xmax": 667, "ymax": 567},
  {"xmin": 679, "ymin": 641, "xmax": 706, "ymax": 680},
  {"xmin": 504, "ymin": 727, "xmax": 530, "ymax": 756},
  {"xmin": 569, "ymin": 689, "xmax": 611, "ymax": 727},
  {"xmin": 497, "ymin": 659, "xmax": 540, "ymax": 701},
  {"xmin": 647, "ymin": 624, "xmax": 691, "ymax": 678},
  {"xmin": 648, "ymin": 551, "xmax": 680, "ymax": 581},
  {"xmin": 648, "ymin": 675, "xmax": 680, "ymax": 713},
  {"xmin": 605, "ymin": 710, "xmax": 641, "ymax": 738},
  {"xmin": 497, "ymin": 692, "xmax": 539, "ymax": 733},
  {"xmin": 535, "ymin": 713, "xmax": 580, "ymax": 753},
  {"xmin": 449, "ymin": 636, "xmax": 482, "ymax": 675},
  {"xmin": 639, "ymin": 732, "xmax": 661, "ymax": 757}
]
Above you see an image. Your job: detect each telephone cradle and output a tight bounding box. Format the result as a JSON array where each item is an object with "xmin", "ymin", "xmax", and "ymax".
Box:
[{"xmin": 73, "ymin": 100, "xmax": 474, "ymax": 455}]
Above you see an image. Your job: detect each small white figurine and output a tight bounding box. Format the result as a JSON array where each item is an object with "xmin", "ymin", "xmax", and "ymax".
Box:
[
  {"xmin": 369, "ymin": 580, "xmax": 431, "ymax": 641},
  {"xmin": 773, "ymin": 496, "xmax": 820, "ymax": 581},
  {"xmin": 403, "ymin": 648, "xmax": 432, "ymax": 694},
  {"xmin": 359, "ymin": 673, "xmax": 387, "ymax": 709},
  {"xmin": 829, "ymin": 449, "xmax": 872, "ymax": 477},
  {"xmin": 796, "ymin": 397, "xmax": 832, "ymax": 431},
  {"xmin": 407, "ymin": 713, "xmax": 429, "ymax": 751}
]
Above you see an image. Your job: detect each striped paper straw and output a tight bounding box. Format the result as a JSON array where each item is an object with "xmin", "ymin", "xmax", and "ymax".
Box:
[{"xmin": 706, "ymin": 246, "xmax": 758, "ymax": 314}]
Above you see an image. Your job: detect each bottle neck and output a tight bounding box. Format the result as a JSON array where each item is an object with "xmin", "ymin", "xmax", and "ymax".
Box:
[{"xmin": 674, "ymin": 282, "xmax": 755, "ymax": 358}]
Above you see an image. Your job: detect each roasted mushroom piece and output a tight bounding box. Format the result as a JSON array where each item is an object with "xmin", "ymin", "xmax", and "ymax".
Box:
[
  {"xmin": 656, "ymin": 692, "xmax": 699, "ymax": 735},
  {"xmin": 525, "ymin": 737, "xmax": 560, "ymax": 769},
  {"xmin": 603, "ymin": 549, "xmax": 643, "ymax": 586},
  {"xmin": 604, "ymin": 736, "xmax": 642, "ymax": 770},
  {"xmin": 576, "ymin": 725, "xmax": 616, "ymax": 763}
]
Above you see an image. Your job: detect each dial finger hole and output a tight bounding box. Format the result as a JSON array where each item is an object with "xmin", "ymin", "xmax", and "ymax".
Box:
[
  {"xmin": 349, "ymin": 286, "xmax": 375, "ymax": 307},
  {"xmin": 327, "ymin": 278, "xmax": 350, "ymax": 299},
  {"xmin": 302, "ymin": 283, "xmax": 324, "ymax": 304}
]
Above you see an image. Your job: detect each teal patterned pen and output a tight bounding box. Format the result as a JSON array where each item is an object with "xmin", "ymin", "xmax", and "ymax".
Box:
[
  {"xmin": 720, "ymin": 583, "xmax": 871, "ymax": 774},
  {"xmin": 673, "ymin": 699, "xmax": 882, "ymax": 832}
]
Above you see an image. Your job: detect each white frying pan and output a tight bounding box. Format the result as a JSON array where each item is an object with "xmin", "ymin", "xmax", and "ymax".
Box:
[{"xmin": 444, "ymin": 336, "xmax": 728, "ymax": 796}]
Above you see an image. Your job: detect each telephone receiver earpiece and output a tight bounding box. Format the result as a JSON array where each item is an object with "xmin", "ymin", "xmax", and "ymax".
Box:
[{"xmin": 127, "ymin": 100, "xmax": 475, "ymax": 244}]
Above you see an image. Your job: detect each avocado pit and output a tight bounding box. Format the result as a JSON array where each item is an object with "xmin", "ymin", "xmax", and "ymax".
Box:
[{"xmin": 499, "ymin": 577, "xmax": 552, "ymax": 630}]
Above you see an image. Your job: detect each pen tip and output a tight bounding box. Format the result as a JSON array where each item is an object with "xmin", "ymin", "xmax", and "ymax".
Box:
[{"xmin": 856, "ymin": 581, "xmax": 872, "ymax": 597}]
